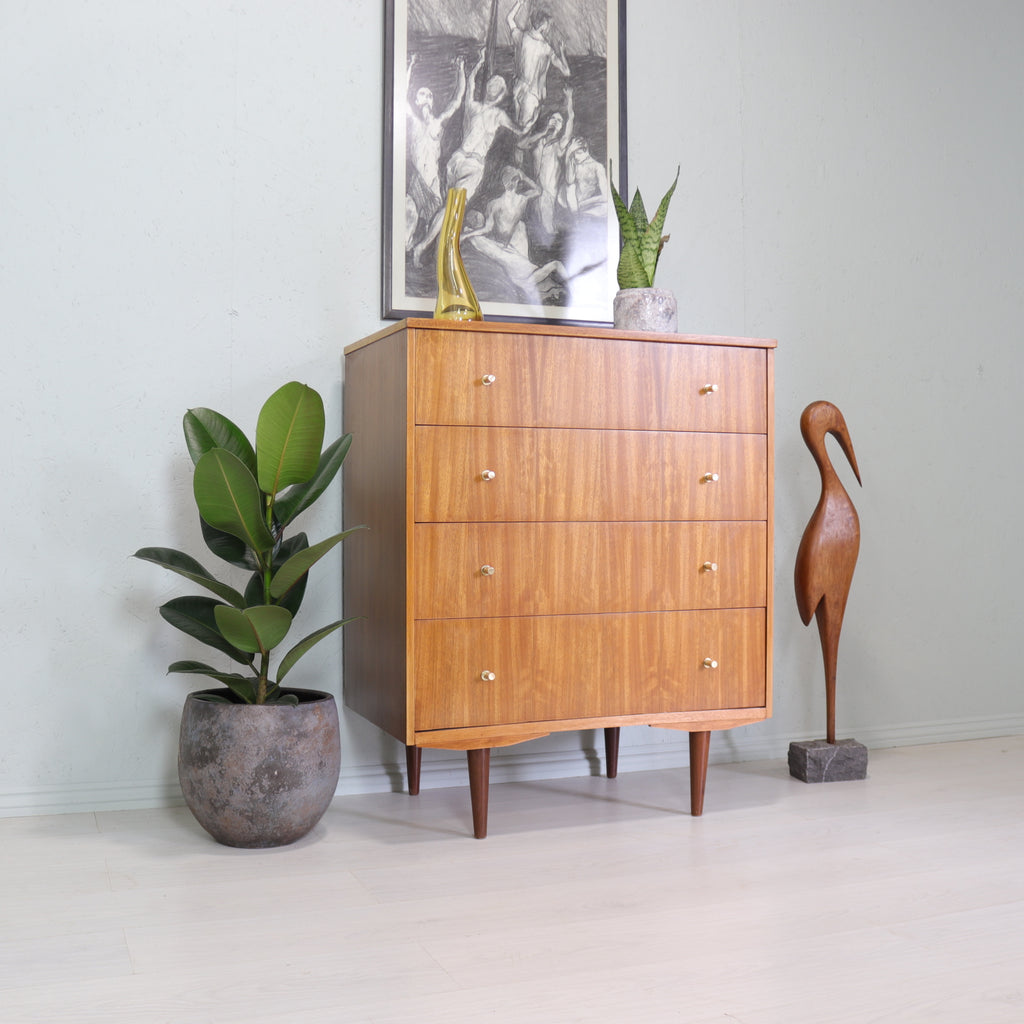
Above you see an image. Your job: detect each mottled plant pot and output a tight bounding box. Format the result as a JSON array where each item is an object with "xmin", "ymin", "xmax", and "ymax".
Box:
[
  {"xmin": 178, "ymin": 688, "xmax": 341, "ymax": 848},
  {"xmin": 613, "ymin": 288, "xmax": 678, "ymax": 333}
]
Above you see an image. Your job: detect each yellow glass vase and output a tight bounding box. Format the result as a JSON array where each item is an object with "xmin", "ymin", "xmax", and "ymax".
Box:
[{"xmin": 434, "ymin": 187, "xmax": 483, "ymax": 321}]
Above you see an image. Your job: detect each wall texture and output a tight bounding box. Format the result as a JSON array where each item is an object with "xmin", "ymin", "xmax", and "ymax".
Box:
[{"xmin": 2, "ymin": 0, "xmax": 1022, "ymax": 815}]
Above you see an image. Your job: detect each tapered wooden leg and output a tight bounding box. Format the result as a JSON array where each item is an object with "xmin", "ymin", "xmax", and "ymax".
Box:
[
  {"xmin": 604, "ymin": 727, "xmax": 620, "ymax": 779},
  {"xmin": 467, "ymin": 748, "xmax": 491, "ymax": 839},
  {"xmin": 688, "ymin": 731, "xmax": 711, "ymax": 816},
  {"xmin": 406, "ymin": 745, "xmax": 421, "ymax": 796}
]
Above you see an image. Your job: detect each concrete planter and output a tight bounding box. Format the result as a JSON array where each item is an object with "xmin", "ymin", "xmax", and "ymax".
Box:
[
  {"xmin": 613, "ymin": 287, "xmax": 678, "ymax": 333},
  {"xmin": 178, "ymin": 688, "xmax": 341, "ymax": 848}
]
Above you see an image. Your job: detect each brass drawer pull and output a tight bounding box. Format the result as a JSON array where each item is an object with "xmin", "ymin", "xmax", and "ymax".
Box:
[
  {"xmin": 480, "ymin": 670, "xmax": 496, "ymax": 682},
  {"xmin": 702, "ymin": 472, "xmax": 720, "ymax": 483},
  {"xmin": 482, "ymin": 374, "xmax": 497, "ymax": 386},
  {"xmin": 702, "ymin": 658, "xmax": 719, "ymax": 670},
  {"xmin": 700, "ymin": 383, "xmax": 719, "ymax": 395},
  {"xmin": 481, "ymin": 469, "xmax": 496, "ymax": 481},
  {"xmin": 701, "ymin": 562, "xmax": 718, "ymax": 573},
  {"xmin": 480, "ymin": 564, "xmax": 496, "ymax": 576}
]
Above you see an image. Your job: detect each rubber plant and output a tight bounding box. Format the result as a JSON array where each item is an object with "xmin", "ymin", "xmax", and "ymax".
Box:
[
  {"xmin": 135, "ymin": 381, "xmax": 362, "ymax": 705},
  {"xmin": 609, "ymin": 165, "xmax": 680, "ymax": 289}
]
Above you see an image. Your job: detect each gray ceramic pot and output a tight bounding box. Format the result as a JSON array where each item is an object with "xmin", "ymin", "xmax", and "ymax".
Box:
[
  {"xmin": 613, "ymin": 288, "xmax": 678, "ymax": 333},
  {"xmin": 178, "ymin": 688, "xmax": 341, "ymax": 848}
]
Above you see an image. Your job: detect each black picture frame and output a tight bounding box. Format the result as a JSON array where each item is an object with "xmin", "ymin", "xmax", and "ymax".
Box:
[{"xmin": 382, "ymin": 0, "xmax": 627, "ymax": 326}]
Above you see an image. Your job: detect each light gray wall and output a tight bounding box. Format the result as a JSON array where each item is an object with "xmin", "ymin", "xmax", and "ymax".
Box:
[{"xmin": 2, "ymin": 0, "xmax": 1022, "ymax": 815}]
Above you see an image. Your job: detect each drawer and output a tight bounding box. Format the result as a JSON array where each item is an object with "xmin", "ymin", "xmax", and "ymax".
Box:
[
  {"xmin": 414, "ymin": 522, "xmax": 767, "ymax": 618},
  {"xmin": 414, "ymin": 609, "xmax": 767, "ymax": 730},
  {"xmin": 414, "ymin": 427, "xmax": 767, "ymax": 522},
  {"xmin": 414, "ymin": 333, "xmax": 767, "ymax": 433}
]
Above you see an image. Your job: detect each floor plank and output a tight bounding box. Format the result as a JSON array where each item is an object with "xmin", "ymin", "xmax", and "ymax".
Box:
[{"xmin": 1, "ymin": 736, "xmax": 1022, "ymax": 1023}]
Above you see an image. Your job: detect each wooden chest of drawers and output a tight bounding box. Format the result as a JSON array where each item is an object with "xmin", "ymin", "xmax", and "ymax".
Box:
[{"xmin": 343, "ymin": 319, "xmax": 775, "ymax": 837}]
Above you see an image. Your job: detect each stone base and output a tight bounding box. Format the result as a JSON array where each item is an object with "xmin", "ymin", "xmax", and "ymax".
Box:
[
  {"xmin": 788, "ymin": 738, "xmax": 868, "ymax": 783},
  {"xmin": 613, "ymin": 288, "xmax": 678, "ymax": 332}
]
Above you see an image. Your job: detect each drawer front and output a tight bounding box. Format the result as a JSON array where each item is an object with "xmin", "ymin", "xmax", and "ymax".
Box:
[
  {"xmin": 414, "ymin": 522, "xmax": 767, "ymax": 618},
  {"xmin": 415, "ymin": 427, "xmax": 767, "ymax": 522},
  {"xmin": 414, "ymin": 609, "xmax": 767, "ymax": 730},
  {"xmin": 414, "ymin": 332, "xmax": 767, "ymax": 433}
]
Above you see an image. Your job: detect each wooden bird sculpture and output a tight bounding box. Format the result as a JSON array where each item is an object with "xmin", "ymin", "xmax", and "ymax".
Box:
[{"xmin": 794, "ymin": 401, "xmax": 862, "ymax": 745}]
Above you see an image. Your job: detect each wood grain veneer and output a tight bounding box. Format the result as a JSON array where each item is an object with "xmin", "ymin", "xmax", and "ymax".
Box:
[
  {"xmin": 414, "ymin": 522, "xmax": 767, "ymax": 619},
  {"xmin": 343, "ymin": 318, "xmax": 776, "ymax": 837}
]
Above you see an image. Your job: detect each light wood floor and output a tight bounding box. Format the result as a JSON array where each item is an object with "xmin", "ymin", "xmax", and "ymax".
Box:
[{"xmin": 2, "ymin": 735, "xmax": 1023, "ymax": 1023}]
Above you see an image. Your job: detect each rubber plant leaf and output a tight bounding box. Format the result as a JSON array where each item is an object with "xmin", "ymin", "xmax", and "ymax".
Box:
[
  {"xmin": 244, "ymin": 534, "xmax": 310, "ymax": 617},
  {"xmin": 183, "ymin": 407, "xmax": 257, "ymax": 474},
  {"xmin": 268, "ymin": 536, "xmax": 307, "ymax": 614},
  {"xmin": 168, "ymin": 660, "xmax": 258, "ymax": 703},
  {"xmin": 270, "ymin": 528, "xmax": 365, "ymax": 602},
  {"xmin": 276, "ymin": 617, "xmax": 360, "ymax": 683},
  {"xmin": 256, "ymin": 382, "xmax": 324, "ymax": 498},
  {"xmin": 274, "ymin": 433, "xmax": 352, "ymax": 527},
  {"xmin": 200, "ymin": 517, "xmax": 259, "ymax": 571},
  {"xmin": 193, "ymin": 449, "xmax": 275, "ymax": 558},
  {"xmin": 265, "ymin": 693, "xmax": 299, "ymax": 706},
  {"xmin": 133, "ymin": 547, "xmax": 246, "ymax": 607},
  {"xmin": 213, "ymin": 604, "xmax": 292, "ymax": 655},
  {"xmin": 158, "ymin": 596, "xmax": 254, "ymax": 664}
]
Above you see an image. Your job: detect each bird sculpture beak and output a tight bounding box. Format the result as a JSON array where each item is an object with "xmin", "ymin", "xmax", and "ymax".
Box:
[
  {"xmin": 800, "ymin": 400, "xmax": 862, "ymax": 486},
  {"xmin": 830, "ymin": 422, "xmax": 862, "ymax": 487}
]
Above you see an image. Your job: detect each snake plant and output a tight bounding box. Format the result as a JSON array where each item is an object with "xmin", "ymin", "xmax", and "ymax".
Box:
[
  {"xmin": 609, "ymin": 165, "xmax": 680, "ymax": 289},
  {"xmin": 135, "ymin": 382, "xmax": 363, "ymax": 705}
]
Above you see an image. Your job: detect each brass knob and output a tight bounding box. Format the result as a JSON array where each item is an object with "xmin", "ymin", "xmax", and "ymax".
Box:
[
  {"xmin": 480, "ymin": 564, "xmax": 496, "ymax": 576},
  {"xmin": 702, "ymin": 472, "xmax": 720, "ymax": 483},
  {"xmin": 480, "ymin": 670, "xmax": 496, "ymax": 682},
  {"xmin": 701, "ymin": 561, "xmax": 718, "ymax": 573},
  {"xmin": 482, "ymin": 374, "xmax": 496, "ymax": 386},
  {"xmin": 700, "ymin": 384, "xmax": 719, "ymax": 395},
  {"xmin": 481, "ymin": 469, "xmax": 496, "ymax": 481},
  {"xmin": 702, "ymin": 658, "xmax": 719, "ymax": 669}
]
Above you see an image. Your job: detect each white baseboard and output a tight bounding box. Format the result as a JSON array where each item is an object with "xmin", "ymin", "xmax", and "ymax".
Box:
[
  {"xmin": 3, "ymin": 713, "xmax": 1023, "ymax": 817},
  {"xmin": 0, "ymin": 779, "xmax": 184, "ymax": 819},
  {"xmin": 340, "ymin": 712, "xmax": 1024, "ymax": 796}
]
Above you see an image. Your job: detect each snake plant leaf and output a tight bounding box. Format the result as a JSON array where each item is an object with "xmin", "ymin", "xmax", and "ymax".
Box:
[
  {"xmin": 194, "ymin": 449, "xmax": 275, "ymax": 558},
  {"xmin": 638, "ymin": 166, "xmax": 679, "ymax": 285},
  {"xmin": 270, "ymin": 528, "xmax": 365, "ymax": 602},
  {"xmin": 276, "ymin": 617, "xmax": 360, "ymax": 683},
  {"xmin": 256, "ymin": 382, "xmax": 325, "ymax": 498},
  {"xmin": 133, "ymin": 547, "xmax": 247, "ymax": 607},
  {"xmin": 214, "ymin": 604, "xmax": 293, "ymax": 655},
  {"xmin": 610, "ymin": 174, "xmax": 652, "ymax": 287},
  {"xmin": 183, "ymin": 408, "xmax": 257, "ymax": 474},
  {"xmin": 158, "ymin": 596, "xmax": 254, "ymax": 664},
  {"xmin": 628, "ymin": 190, "xmax": 649, "ymax": 237},
  {"xmin": 609, "ymin": 164, "xmax": 679, "ymax": 288},
  {"xmin": 610, "ymin": 173, "xmax": 640, "ymax": 251},
  {"xmin": 638, "ymin": 165, "xmax": 679, "ymax": 284},
  {"xmin": 274, "ymin": 433, "xmax": 352, "ymax": 527},
  {"xmin": 616, "ymin": 238, "xmax": 650, "ymax": 289},
  {"xmin": 168, "ymin": 661, "xmax": 258, "ymax": 703}
]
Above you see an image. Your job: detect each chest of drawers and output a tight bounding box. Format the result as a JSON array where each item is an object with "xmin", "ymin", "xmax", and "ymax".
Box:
[{"xmin": 343, "ymin": 319, "xmax": 775, "ymax": 837}]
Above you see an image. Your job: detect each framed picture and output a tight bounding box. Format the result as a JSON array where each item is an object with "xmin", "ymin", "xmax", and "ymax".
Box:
[{"xmin": 382, "ymin": 0, "xmax": 627, "ymax": 326}]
